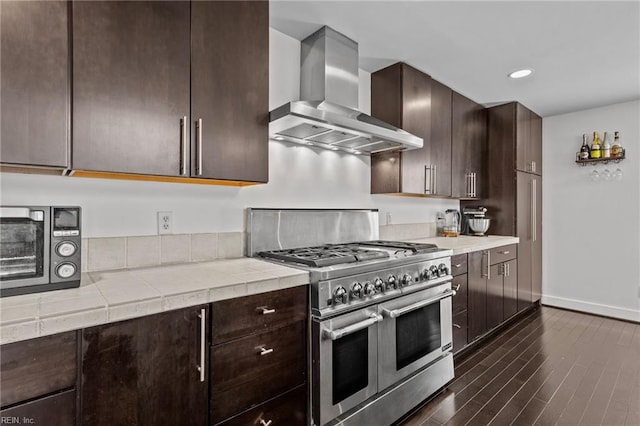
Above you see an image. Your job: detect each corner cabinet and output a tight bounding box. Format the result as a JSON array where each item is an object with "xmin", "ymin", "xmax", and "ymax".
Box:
[
  {"xmin": 0, "ymin": 0, "xmax": 70, "ymax": 170},
  {"xmin": 72, "ymin": 1, "xmax": 268, "ymax": 183},
  {"xmin": 487, "ymin": 102, "xmax": 542, "ymax": 310},
  {"xmin": 81, "ymin": 305, "xmax": 209, "ymax": 426}
]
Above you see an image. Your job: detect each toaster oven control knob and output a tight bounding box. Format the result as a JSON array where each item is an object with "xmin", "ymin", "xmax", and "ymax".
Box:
[
  {"xmin": 350, "ymin": 282, "xmax": 363, "ymax": 299},
  {"xmin": 438, "ymin": 263, "xmax": 449, "ymax": 276},
  {"xmin": 56, "ymin": 262, "xmax": 76, "ymax": 279},
  {"xmin": 333, "ymin": 286, "xmax": 348, "ymax": 305},
  {"xmin": 400, "ymin": 273, "xmax": 413, "ymax": 287},
  {"xmin": 363, "ymin": 282, "xmax": 376, "ymax": 297},
  {"xmin": 56, "ymin": 241, "xmax": 77, "ymax": 257},
  {"xmin": 386, "ymin": 275, "xmax": 397, "ymax": 290},
  {"xmin": 429, "ymin": 265, "xmax": 439, "ymax": 278},
  {"xmin": 373, "ymin": 277, "xmax": 384, "ymax": 293}
]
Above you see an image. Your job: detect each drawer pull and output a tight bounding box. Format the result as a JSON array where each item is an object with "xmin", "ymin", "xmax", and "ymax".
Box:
[
  {"xmin": 453, "ymin": 264, "xmax": 462, "ymax": 268},
  {"xmin": 259, "ymin": 419, "xmax": 273, "ymax": 426},
  {"xmin": 454, "ymin": 284, "xmax": 461, "ymax": 292},
  {"xmin": 257, "ymin": 306, "xmax": 276, "ymax": 315},
  {"xmin": 453, "ymin": 323, "xmax": 461, "ymax": 329},
  {"xmin": 257, "ymin": 346, "xmax": 274, "ymax": 356},
  {"xmin": 499, "ymin": 250, "xmax": 510, "ymax": 255}
]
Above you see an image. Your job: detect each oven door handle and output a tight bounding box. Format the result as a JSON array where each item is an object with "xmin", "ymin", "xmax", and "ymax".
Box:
[
  {"xmin": 382, "ymin": 289, "xmax": 454, "ymax": 319},
  {"xmin": 322, "ymin": 313, "xmax": 383, "ymax": 341}
]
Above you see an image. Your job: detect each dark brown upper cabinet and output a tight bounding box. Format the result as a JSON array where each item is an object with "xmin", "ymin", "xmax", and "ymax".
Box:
[
  {"xmin": 516, "ymin": 103, "xmax": 542, "ymax": 175},
  {"xmin": 0, "ymin": 1, "xmax": 69, "ymax": 169},
  {"xmin": 371, "ymin": 63, "xmax": 433, "ymax": 195},
  {"xmin": 451, "ymin": 91, "xmax": 487, "ymax": 199},
  {"xmin": 81, "ymin": 305, "xmax": 209, "ymax": 426},
  {"xmin": 72, "ymin": 1, "xmax": 190, "ymax": 177},
  {"xmin": 190, "ymin": 1, "xmax": 268, "ymax": 183},
  {"xmin": 72, "ymin": 1, "xmax": 268, "ymax": 183},
  {"xmin": 429, "ymin": 79, "xmax": 453, "ymax": 197}
]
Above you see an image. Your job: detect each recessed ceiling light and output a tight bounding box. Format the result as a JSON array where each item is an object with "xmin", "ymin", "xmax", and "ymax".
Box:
[
  {"xmin": 331, "ymin": 147, "xmax": 339, "ymax": 151},
  {"xmin": 353, "ymin": 150, "xmax": 362, "ymax": 155},
  {"xmin": 274, "ymin": 136, "xmax": 284, "ymax": 140},
  {"xmin": 508, "ymin": 69, "xmax": 533, "ymax": 79},
  {"xmin": 306, "ymin": 142, "xmax": 314, "ymax": 146}
]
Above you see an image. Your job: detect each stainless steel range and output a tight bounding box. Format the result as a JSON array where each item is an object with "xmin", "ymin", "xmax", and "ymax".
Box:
[{"xmin": 247, "ymin": 209, "xmax": 455, "ymax": 426}]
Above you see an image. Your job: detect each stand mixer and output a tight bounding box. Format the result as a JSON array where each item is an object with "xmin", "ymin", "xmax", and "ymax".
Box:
[{"xmin": 461, "ymin": 207, "xmax": 490, "ymax": 236}]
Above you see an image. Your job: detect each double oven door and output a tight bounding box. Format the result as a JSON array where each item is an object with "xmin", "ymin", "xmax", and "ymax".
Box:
[{"xmin": 314, "ymin": 282, "xmax": 453, "ymax": 426}]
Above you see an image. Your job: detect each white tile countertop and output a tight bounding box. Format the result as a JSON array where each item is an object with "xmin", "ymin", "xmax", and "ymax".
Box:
[
  {"xmin": 0, "ymin": 258, "xmax": 309, "ymax": 345},
  {"xmin": 407, "ymin": 235, "xmax": 520, "ymax": 255}
]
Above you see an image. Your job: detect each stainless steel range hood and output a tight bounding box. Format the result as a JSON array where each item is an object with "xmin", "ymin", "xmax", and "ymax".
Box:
[{"xmin": 269, "ymin": 26, "xmax": 423, "ymax": 154}]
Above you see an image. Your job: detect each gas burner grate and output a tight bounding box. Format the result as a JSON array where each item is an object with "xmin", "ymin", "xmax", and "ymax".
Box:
[
  {"xmin": 355, "ymin": 240, "xmax": 440, "ymax": 254},
  {"xmin": 258, "ymin": 244, "xmax": 390, "ymax": 268}
]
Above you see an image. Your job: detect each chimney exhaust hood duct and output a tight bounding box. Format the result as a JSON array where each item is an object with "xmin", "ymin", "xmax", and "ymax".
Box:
[{"xmin": 269, "ymin": 26, "xmax": 423, "ymax": 154}]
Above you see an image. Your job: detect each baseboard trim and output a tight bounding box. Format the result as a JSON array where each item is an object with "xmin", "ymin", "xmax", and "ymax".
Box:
[{"xmin": 541, "ymin": 295, "xmax": 640, "ymax": 323}]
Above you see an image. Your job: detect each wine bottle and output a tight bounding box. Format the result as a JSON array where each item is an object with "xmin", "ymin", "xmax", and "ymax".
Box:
[
  {"xmin": 579, "ymin": 134, "xmax": 590, "ymax": 160},
  {"xmin": 590, "ymin": 131, "xmax": 601, "ymax": 159},
  {"xmin": 611, "ymin": 131, "xmax": 622, "ymax": 158},
  {"xmin": 602, "ymin": 132, "xmax": 611, "ymax": 158}
]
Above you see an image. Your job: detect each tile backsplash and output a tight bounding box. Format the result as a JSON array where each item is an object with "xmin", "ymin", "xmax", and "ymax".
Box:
[{"xmin": 83, "ymin": 232, "xmax": 244, "ymax": 272}]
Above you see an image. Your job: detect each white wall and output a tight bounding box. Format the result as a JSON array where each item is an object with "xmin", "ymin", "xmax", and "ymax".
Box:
[
  {"xmin": 542, "ymin": 100, "xmax": 640, "ymax": 321},
  {"xmin": 0, "ymin": 29, "xmax": 458, "ymax": 238}
]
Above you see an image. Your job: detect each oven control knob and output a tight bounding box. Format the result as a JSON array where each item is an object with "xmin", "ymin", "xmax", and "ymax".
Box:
[
  {"xmin": 429, "ymin": 265, "xmax": 439, "ymax": 278},
  {"xmin": 363, "ymin": 282, "xmax": 376, "ymax": 297},
  {"xmin": 422, "ymin": 268, "xmax": 434, "ymax": 280},
  {"xmin": 373, "ymin": 277, "xmax": 385, "ymax": 293},
  {"xmin": 386, "ymin": 275, "xmax": 397, "ymax": 290},
  {"xmin": 400, "ymin": 273, "xmax": 413, "ymax": 287},
  {"xmin": 351, "ymin": 282, "xmax": 364, "ymax": 299},
  {"xmin": 438, "ymin": 263, "xmax": 449, "ymax": 276},
  {"xmin": 333, "ymin": 286, "xmax": 348, "ymax": 305},
  {"xmin": 56, "ymin": 241, "xmax": 77, "ymax": 257},
  {"xmin": 56, "ymin": 262, "xmax": 76, "ymax": 279}
]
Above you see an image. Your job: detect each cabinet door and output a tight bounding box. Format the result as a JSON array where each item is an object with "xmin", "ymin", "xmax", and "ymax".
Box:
[
  {"xmin": 516, "ymin": 172, "xmax": 533, "ymax": 312},
  {"xmin": 72, "ymin": 1, "xmax": 190, "ymax": 176},
  {"xmin": 430, "ymin": 79, "xmax": 452, "ymax": 196},
  {"xmin": 486, "ymin": 264, "xmax": 503, "ymax": 330},
  {"xmin": 515, "ymin": 103, "xmax": 531, "ymax": 173},
  {"xmin": 468, "ymin": 251, "xmax": 487, "ymax": 341},
  {"xmin": 400, "ymin": 65, "xmax": 432, "ymax": 194},
  {"xmin": 530, "ymin": 111, "xmax": 542, "ymax": 175},
  {"xmin": 0, "ymin": 390, "xmax": 75, "ymax": 426},
  {"xmin": 503, "ymin": 259, "xmax": 518, "ymax": 320},
  {"xmin": 81, "ymin": 305, "xmax": 209, "ymax": 426},
  {"xmin": 451, "ymin": 91, "xmax": 487, "ymax": 198},
  {"xmin": 0, "ymin": 1, "xmax": 69, "ymax": 168},
  {"xmin": 531, "ymin": 175, "xmax": 542, "ymax": 302},
  {"xmin": 191, "ymin": 1, "xmax": 268, "ymax": 182}
]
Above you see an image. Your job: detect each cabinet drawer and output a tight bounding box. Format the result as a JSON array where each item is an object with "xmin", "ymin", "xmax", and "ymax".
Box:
[
  {"xmin": 452, "ymin": 274, "xmax": 468, "ymax": 316},
  {"xmin": 211, "ymin": 321, "xmax": 306, "ymax": 423},
  {"xmin": 452, "ymin": 311, "xmax": 468, "ymax": 353},
  {"xmin": 451, "ymin": 254, "xmax": 468, "ymax": 276},
  {"xmin": 217, "ymin": 385, "xmax": 306, "ymax": 426},
  {"xmin": 212, "ymin": 286, "xmax": 307, "ymax": 344},
  {"xmin": 490, "ymin": 244, "xmax": 517, "ymax": 265},
  {"xmin": 1, "ymin": 331, "xmax": 77, "ymax": 407},
  {"xmin": 0, "ymin": 389, "xmax": 75, "ymax": 426}
]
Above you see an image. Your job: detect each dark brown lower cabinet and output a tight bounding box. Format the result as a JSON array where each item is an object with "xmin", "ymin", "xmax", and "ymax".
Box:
[
  {"xmin": 486, "ymin": 264, "xmax": 503, "ymax": 330},
  {"xmin": 503, "ymin": 259, "xmax": 518, "ymax": 320},
  {"xmin": 218, "ymin": 385, "xmax": 307, "ymax": 426},
  {"xmin": 468, "ymin": 250, "xmax": 488, "ymax": 341},
  {"xmin": 81, "ymin": 305, "xmax": 209, "ymax": 426},
  {"xmin": 0, "ymin": 390, "xmax": 76, "ymax": 426}
]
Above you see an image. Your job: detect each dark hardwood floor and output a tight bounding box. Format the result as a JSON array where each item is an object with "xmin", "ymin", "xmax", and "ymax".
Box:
[{"xmin": 400, "ymin": 306, "xmax": 640, "ymax": 426}]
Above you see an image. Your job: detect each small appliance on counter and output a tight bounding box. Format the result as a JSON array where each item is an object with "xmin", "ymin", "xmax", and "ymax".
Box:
[
  {"xmin": 461, "ymin": 206, "xmax": 491, "ymax": 236},
  {"xmin": 436, "ymin": 209, "xmax": 461, "ymax": 237},
  {"xmin": 0, "ymin": 206, "xmax": 82, "ymax": 297}
]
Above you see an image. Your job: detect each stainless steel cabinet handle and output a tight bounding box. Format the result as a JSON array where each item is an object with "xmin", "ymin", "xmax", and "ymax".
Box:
[
  {"xmin": 472, "ymin": 172, "xmax": 477, "ymax": 197},
  {"xmin": 453, "ymin": 264, "xmax": 462, "ymax": 268},
  {"xmin": 433, "ymin": 164, "xmax": 437, "ymax": 194},
  {"xmin": 197, "ymin": 308, "xmax": 205, "ymax": 382},
  {"xmin": 196, "ymin": 118, "xmax": 203, "ymax": 176},
  {"xmin": 506, "ymin": 263, "xmax": 510, "ymax": 277},
  {"xmin": 382, "ymin": 289, "xmax": 454, "ymax": 318},
  {"xmin": 532, "ymin": 161, "xmax": 536, "ymax": 173},
  {"xmin": 466, "ymin": 173, "xmax": 471, "ymax": 197},
  {"xmin": 259, "ymin": 419, "xmax": 273, "ymax": 426},
  {"xmin": 453, "ymin": 323, "xmax": 461, "ymax": 329},
  {"xmin": 257, "ymin": 346, "xmax": 274, "ymax": 356},
  {"xmin": 424, "ymin": 165, "xmax": 430, "ymax": 194},
  {"xmin": 257, "ymin": 306, "xmax": 275, "ymax": 315},
  {"xmin": 454, "ymin": 284, "xmax": 461, "ymax": 292},
  {"xmin": 180, "ymin": 116, "xmax": 188, "ymax": 176},
  {"xmin": 532, "ymin": 178, "xmax": 537, "ymax": 242},
  {"xmin": 499, "ymin": 251, "xmax": 510, "ymax": 255},
  {"xmin": 323, "ymin": 313, "xmax": 382, "ymax": 341}
]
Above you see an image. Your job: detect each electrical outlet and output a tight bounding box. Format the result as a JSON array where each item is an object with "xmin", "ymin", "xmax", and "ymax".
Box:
[
  {"xmin": 157, "ymin": 211, "xmax": 173, "ymax": 235},
  {"xmin": 386, "ymin": 212, "xmax": 392, "ymax": 225}
]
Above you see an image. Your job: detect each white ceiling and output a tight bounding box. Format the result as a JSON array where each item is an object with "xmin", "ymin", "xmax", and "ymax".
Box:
[{"xmin": 270, "ymin": 1, "xmax": 640, "ymax": 117}]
